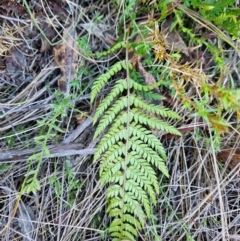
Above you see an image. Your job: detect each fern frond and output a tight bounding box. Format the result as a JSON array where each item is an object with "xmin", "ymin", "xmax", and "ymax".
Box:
[
  {"xmin": 132, "ymin": 94, "xmax": 180, "ymax": 119},
  {"xmin": 93, "ymin": 96, "xmax": 129, "ymax": 138},
  {"xmin": 128, "ymin": 152, "xmax": 159, "ymax": 195},
  {"xmin": 106, "ymin": 197, "xmax": 145, "ymax": 226},
  {"xmin": 129, "ymin": 123, "xmax": 167, "ymax": 159},
  {"xmin": 127, "ymin": 173, "xmax": 156, "ymax": 201},
  {"xmin": 94, "ymin": 79, "xmax": 128, "ymax": 121},
  {"xmin": 107, "ymin": 193, "xmax": 146, "ymax": 225},
  {"xmin": 139, "ymin": 90, "xmax": 163, "ymax": 102},
  {"xmin": 131, "ymin": 108, "xmax": 181, "ymax": 135},
  {"xmin": 96, "ymin": 121, "xmax": 167, "ymax": 162},
  {"xmin": 101, "ymin": 154, "xmax": 158, "ymax": 204},
  {"xmin": 95, "ymin": 41, "xmax": 128, "ymax": 58},
  {"xmin": 109, "ymin": 218, "xmax": 138, "ymax": 238},
  {"xmin": 125, "ymin": 179, "xmax": 150, "ymax": 215},
  {"xmin": 100, "ymin": 143, "xmax": 126, "ymax": 171},
  {"xmin": 131, "ymin": 78, "xmax": 162, "ymax": 91},
  {"xmin": 91, "ymin": 61, "xmax": 131, "ymax": 102},
  {"xmin": 92, "ymin": 54, "xmax": 181, "ymax": 239},
  {"xmin": 94, "ymin": 126, "xmax": 127, "ymax": 161},
  {"xmin": 110, "ymin": 216, "xmax": 140, "ymax": 241},
  {"xmin": 129, "ymin": 137, "xmax": 169, "ymax": 177}
]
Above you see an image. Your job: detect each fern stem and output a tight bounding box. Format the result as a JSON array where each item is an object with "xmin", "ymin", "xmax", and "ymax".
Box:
[{"xmin": 120, "ymin": 5, "xmax": 131, "ymax": 237}]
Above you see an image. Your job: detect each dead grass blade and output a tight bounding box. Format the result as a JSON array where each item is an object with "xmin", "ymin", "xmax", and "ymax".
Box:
[{"xmin": 54, "ymin": 26, "xmax": 80, "ymax": 95}]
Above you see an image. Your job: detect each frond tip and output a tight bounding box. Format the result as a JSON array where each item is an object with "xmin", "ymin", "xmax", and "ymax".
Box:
[{"xmin": 91, "ymin": 61, "xmax": 132, "ymax": 102}]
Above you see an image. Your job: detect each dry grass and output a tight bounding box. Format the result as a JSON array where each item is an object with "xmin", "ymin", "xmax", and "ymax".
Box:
[{"xmin": 0, "ymin": 0, "xmax": 240, "ymax": 241}]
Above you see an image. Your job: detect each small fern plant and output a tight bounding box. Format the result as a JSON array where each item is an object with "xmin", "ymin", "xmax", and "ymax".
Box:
[{"xmin": 91, "ymin": 56, "xmax": 181, "ymax": 240}]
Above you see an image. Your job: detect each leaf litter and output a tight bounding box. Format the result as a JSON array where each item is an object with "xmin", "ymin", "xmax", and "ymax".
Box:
[{"xmin": 53, "ymin": 25, "xmax": 80, "ymax": 95}]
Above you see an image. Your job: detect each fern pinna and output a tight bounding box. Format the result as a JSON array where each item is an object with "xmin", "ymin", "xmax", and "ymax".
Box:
[{"xmin": 91, "ymin": 60, "xmax": 181, "ymax": 240}]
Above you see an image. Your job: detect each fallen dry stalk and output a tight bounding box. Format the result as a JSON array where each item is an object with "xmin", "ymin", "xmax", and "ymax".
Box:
[{"xmin": 0, "ymin": 143, "xmax": 95, "ymax": 163}]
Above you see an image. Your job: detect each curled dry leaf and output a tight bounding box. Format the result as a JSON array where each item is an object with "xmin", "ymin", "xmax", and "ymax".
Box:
[
  {"xmin": 134, "ymin": 56, "xmax": 159, "ymax": 89},
  {"xmin": 48, "ymin": 1, "xmax": 67, "ymax": 19},
  {"xmin": 161, "ymin": 18, "xmax": 189, "ymax": 56},
  {"xmin": 80, "ymin": 22, "xmax": 114, "ymax": 43},
  {"xmin": 131, "ymin": 55, "xmax": 160, "ymax": 95},
  {"xmin": 53, "ymin": 26, "xmax": 80, "ymax": 95},
  {"xmin": 0, "ymin": 0, "xmax": 27, "ymax": 15},
  {"xmin": 217, "ymin": 149, "xmax": 240, "ymax": 172},
  {"xmin": 74, "ymin": 113, "xmax": 87, "ymax": 125},
  {"xmin": 131, "ymin": 54, "xmax": 162, "ymax": 109},
  {"xmin": 39, "ymin": 21, "xmax": 56, "ymax": 53},
  {"xmin": 5, "ymin": 46, "xmax": 27, "ymax": 83}
]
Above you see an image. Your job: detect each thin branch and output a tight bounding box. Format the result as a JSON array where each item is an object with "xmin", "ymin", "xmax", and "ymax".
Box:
[{"xmin": 0, "ymin": 143, "xmax": 95, "ymax": 163}]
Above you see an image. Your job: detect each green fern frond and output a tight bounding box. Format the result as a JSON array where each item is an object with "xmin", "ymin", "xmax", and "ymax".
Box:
[
  {"xmin": 91, "ymin": 56, "xmax": 181, "ymax": 240},
  {"xmin": 125, "ymin": 179, "xmax": 151, "ymax": 214},
  {"xmin": 95, "ymin": 41, "xmax": 128, "ymax": 58},
  {"xmin": 101, "ymin": 141, "xmax": 125, "ymax": 160},
  {"xmin": 94, "ymin": 79, "xmax": 128, "ymax": 121},
  {"xmin": 101, "ymin": 153, "xmax": 158, "ymax": 201},
  {"xmin": 128, "ymin": 152, "xmax": 159, "ymax": 194},
  {"xmin": 95, "ymin": 122, "xmax": 167, "ymax": 162},
  {"xmin": 132, "ymin": 94, "xmax": 180, "ymax": 119},
  {"xmin": 107, "ymin": 191, "xmax": 146, "ymax": 226},
  {"xmin": 129, "ymin": 123, "xmax": 167, "ymax": 159},
  {"xmin": 94, "ymin": 126, "xmax": 127, "ymax": 161},
  {"xmin": 139, "ymin": 90, "xmax": 163, "ymax": 102},
  {"xmin": 91, "ymin": 60, "xmax": 131, "ymax": 102},
  {"xmin": 94, "ymin": 94, "xmax": 180, "ymax": 139},
  {"xmin": 93, "ymin": 96, "xmax": 129, "ymax": 138},
  {"xmin": 128, "ymin": 137, "xmax": 169, "ymax": 176},
  {"xmin": 131, "ymin": 78, "xmax": 162, "ymax": 91},
  {"xmin": 131, "ymin": 108, "xmax": 181, "ymax": 135}
]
